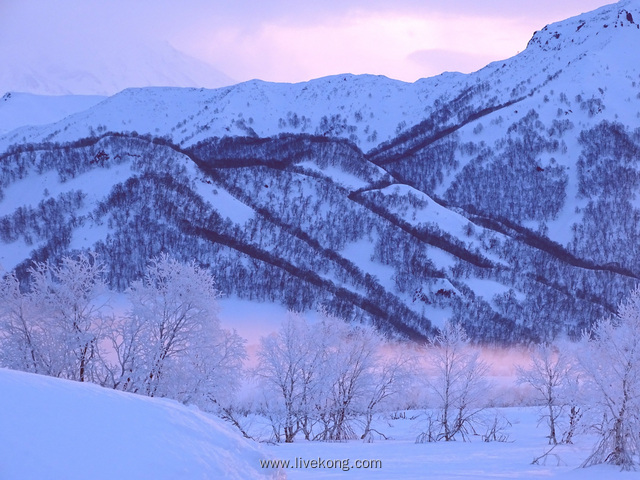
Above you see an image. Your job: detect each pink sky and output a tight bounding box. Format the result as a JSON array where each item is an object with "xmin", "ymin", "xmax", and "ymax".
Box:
[{"xmin": 0, "ymin": 0, "xmax": 609, "ymax": 87}]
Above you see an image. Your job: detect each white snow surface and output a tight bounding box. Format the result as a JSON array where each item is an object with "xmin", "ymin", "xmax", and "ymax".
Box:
[
  {"xmin": 0, "ymin": 92, "xmax": 106, "ymax": 135},
  {"xmin": 2, "ymin": 361, "xmax": 638, "ymax": 480},
  {"xmin": 0, "ymin": 0, "xmax": 638, "ymax": 160},
  {"xmin": 255, "ymin": 405, "xmax": 635, "ymax": 480},
  {"xmin": 0, "ymin": 75, "xmax": 447, "ymax": 152},
  {"xmin": 1, "ymin": 0, "xmax": 637, "ymax": 161},
  {"xmin": 0, "ymin": 368, "xmax": 278, "ymax": 480}
]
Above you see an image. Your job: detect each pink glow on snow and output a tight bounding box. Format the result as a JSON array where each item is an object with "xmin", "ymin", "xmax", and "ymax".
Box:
[{"xmin": 0, "ymin": 0, "xmax": 610, "ymax": 94}]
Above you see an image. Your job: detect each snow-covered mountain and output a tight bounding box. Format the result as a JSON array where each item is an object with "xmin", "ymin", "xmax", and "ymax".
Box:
[
  {"xmin": 1, "ymin": 0, "xmax": 639, "ymax": 342},
  {"xmin": 0, "ymin": 73, "xmax": 466, "ymax": 153},
  {"xmin": 0, "ymin": 41, "xmax": 235, "ymax": 97},
  {"xmin": 0, "ymin": 92, "xmax": 106, "ymax": 135},
  {"xmin": 2, "ymin": 1, "xmax": 637, "ymax": 152}
]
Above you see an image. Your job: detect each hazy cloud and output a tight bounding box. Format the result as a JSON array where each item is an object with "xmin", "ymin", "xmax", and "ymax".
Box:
[{"xmin": 0, "ymin": 0, "xmax": 609, "ymax": 91}]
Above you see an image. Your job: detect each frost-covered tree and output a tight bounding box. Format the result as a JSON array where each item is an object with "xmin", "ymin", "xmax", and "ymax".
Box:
[
  {"xmin": 255, "ymin": 311, "xmax": 399, "ymax": 442},
  {"xmin": 315, "ymin": 315, "xmax": 382, "ymax": 441},
  {"xmin": 0, "ymin": 253, "xmax": 109, "ymax": 381},
  {"xmin": 0, "ymin": 271, "xmax": 46, "ymax": 373},
  {"xmin": 26, "ymin": 253, "xmax": 108, "ymax": 382},
  {"xmin": 516, "ymin": 343, "xmax": 579, "ymax": 445},
  {"xmin": 105, "ymin": 254, "xmax": 246, "ymax": 410},
  {"xmin": 2, "ymin": 252, "xmax": 246, "ymax": 417},
  {"xmin": 579, "ymin": 286, "xmax": 640, "ymax": 470},
  {"xmin": 255, "ymin": 312, "xmax": 321, "ymax": 442},
  {"xmin": 360, "ymin": 347, "xmax": 416, "ymax": 442},
  {"xmin": 421, "ymin": 321, "xmax": 489, "ymax": 442}
]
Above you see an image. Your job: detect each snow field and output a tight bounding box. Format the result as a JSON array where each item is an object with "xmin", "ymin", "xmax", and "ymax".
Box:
[
  {"xmin": 0, "ymin": 368, "xmax": 277, "ymax": 480},
  {"xmin": 3, "ymin": 366, "xmax": 633, "ymax": 480},
  {"xmin": 253, "ymin": 407, "xmax": 633, "ymax": 479}
]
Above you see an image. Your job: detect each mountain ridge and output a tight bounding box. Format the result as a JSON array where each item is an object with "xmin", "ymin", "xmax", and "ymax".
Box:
[{"xmin": 1, "ymin": 0, "xmax": 639, "ymax": 343}]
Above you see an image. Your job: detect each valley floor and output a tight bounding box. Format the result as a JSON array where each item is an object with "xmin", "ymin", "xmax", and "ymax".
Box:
[
  {"xmin": 257, "ymin": 408, "xmax": 636, "ymax": 479},
  {"xmin": 2, "ymin": 367, "xmax": 638, "ymax": 480}
]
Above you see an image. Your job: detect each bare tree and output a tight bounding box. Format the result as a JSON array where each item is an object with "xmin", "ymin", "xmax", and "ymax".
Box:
[
  {"xmin": 579, "ymin": 286, "xmax": 640, "ymax": 470},
  {"xmin": 422, "ymin": 321, "xmax": 489, "ymax": 442},
  {"xmin": 255, "ymin": 311, "xmax": 398, "ymax": 443},
  {"xmin": 2, "ymin": 252, "xmax": 246, "ymax": 421},
  {"xmin": 516, "ymin": 343, "xmax": 578, "ymax": 445},
  {"xmin": 255, "ymin": 312, "xmax": 320, "ymax": 443},
  {"xmin": 360, "ymin": 348, "xmax": 416, "ymax": 442},
  {"xmin": 128, "ymin": 254, "xmax": 223, "ymax": 396},
  {"xmin": 0, "ymin": 271, "xmax": 46, "ymax": 374},
  {"xmin": 107, "ymin": 254, "xmax": 246, "ymax": 410},
  {"xmin": 25, "ymin": 253, "xmax": 108, "ymax": 382},
  {"xmin": 316, "ymin": 317, "xmax": 381, "ymax": 441}
]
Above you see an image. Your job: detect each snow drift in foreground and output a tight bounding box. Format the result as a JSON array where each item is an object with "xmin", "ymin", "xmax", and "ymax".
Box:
[{"xmin": 0, "ymin": 368, "xmax": 278, "ymax": 480}]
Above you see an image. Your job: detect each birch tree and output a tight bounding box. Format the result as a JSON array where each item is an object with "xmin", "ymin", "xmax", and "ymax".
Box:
[
  {"xmin": 0, "ymin": 271, "xmax": 47, "ymax": 373},
  {"xmin": 516, "ymin": 343, "xmax": 578, "ymax": 445},
  {"xmin": 579, "ymin": 286, "xmax": 640, "ymax": 470},
  {"xmin": 255, "ymin": 312, "xmax": 321, "ymax": 442},
  {"xmin": 26, "ymin": 253, "xmax": 108, "ymax": 382},
  {"xmin": 422, "ymin": 321, "xmax": 489, "ymax": 442},
  {"xmin": 108, "ymin": 254, "xmax": 246, "ymax": 410}
]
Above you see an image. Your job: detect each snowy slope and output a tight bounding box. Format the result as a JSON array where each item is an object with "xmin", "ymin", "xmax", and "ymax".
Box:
[
  {"xmin": 1, "ymin": 0, "xmax": 639, "ymax": 343},
  {"xmin": 0, "ymin": 73, "xmax": 468, "ymax": 153},
  {"xmin": 0, "ymin": 92, "xmax": 106, "ymax": 135},
  {"xmin": 259, "ymin": 407, "xmax": 626, "ymax": 480},
  {"xmin": 369, "ymin": 0, "xmax": 640, "ymax": 251},
  {"xmin": 0, "ymin": 368, "xmax": 278, "ymax": 480},
  {"xmin": 2, "ymin": 1, "xmax": 638, "ymax": 154}
]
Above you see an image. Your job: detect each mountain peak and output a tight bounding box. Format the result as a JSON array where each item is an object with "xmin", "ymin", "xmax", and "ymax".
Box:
[{"xmin": 526, "ymin": 0, "xmax": 639, "ymax": 52}]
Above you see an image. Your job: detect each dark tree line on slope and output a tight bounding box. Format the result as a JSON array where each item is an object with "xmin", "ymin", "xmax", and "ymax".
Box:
[
  {"xmin": 0, "ymin": 133, "xmax": 179, "ymax": 196},
  {"xmin": 0, "ymin": 190, "xmax": 84, "ymax": 246},
  {"xmin": 370, "ymin": 109, "xmax": 569, "ymax": 224},
  {"xmin": 356, "ymin": 184, "xmax": 626, "ymax": 342},
  {"xmin": 445, "ymin": 110, "xmax": 567, "ymax": 223},
  {"xmin": 368, "ymin": 80, "xmax": 498, "ymax": 162},
  {"xmin": 214, "ymin": 165, "xmax": 376, "ymax": 251},
  {"xmin": 1, "ymin": 129, "xmax": 638, "ymax": 343},
  {"xmin": 86, "ymin": 153, "xmax": 430, "ymax": 337},
  {"xmin": 187, "ymin": 133, "xmax": 384, "ymax": 185},
  {"xmin": 572, "ymin": 121, "xmax": 640, "ymax": 274}
]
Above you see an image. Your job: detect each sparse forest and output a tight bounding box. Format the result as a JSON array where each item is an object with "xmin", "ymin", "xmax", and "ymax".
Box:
[
  {"xmin": 3, "ymin": 2, "xmax": 640, "ymax": 475},
  {"xmin": 3, "ymin": 251, "xmax": 640, "ymax": 469}
]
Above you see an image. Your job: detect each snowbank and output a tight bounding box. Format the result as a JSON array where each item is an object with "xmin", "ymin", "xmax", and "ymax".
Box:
[{"xmin": 0, "ymin": 368, "xmax": 278, "ymax": 480}]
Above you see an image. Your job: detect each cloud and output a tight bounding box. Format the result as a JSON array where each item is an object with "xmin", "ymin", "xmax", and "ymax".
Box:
[
  {"xmin": 0, "ymin": 0, "xmax": 610, "ymax": 89},
  {"xmin": 188, "ymin": 9, "xmax": 533, "ymax": 83}
]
